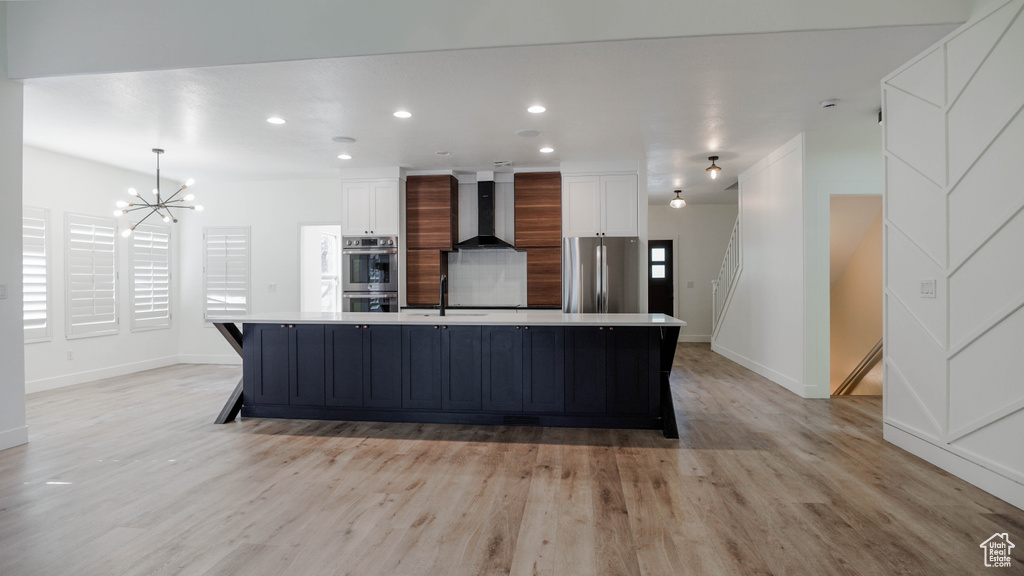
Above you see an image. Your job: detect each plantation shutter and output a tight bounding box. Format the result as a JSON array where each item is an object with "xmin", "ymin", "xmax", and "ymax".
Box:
[
  {"xmin": 131, "ymin": 224, "xmax": 171, "ymax": 329},
  {"xmin": 204, "ymin": 227, "xmax": 250, "ymax": 318},
  {"xmin": 66, "ymin": 213, "xmax": 118, "ymax": 337},
  {"xmin": 23, "ymin": 206, "xmax": 51, "ymax": 342}
]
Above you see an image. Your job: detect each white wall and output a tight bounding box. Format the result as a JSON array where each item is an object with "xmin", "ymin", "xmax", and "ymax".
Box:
[
  {"xmin": 0, "ymin": 3, "xmax": 29, "ymax": 451},
  {"xmin": 712, "ymin": 135, "xmax": 809, "ymax": 396},
  {"xmin": 648, "ymin": 203, "xmax": 738, "ymax": 340},
  {"xmin": 5, "ymin": 0, "xmax": 975, "ymax": 79},
  {"xmin": 177, "ymin": 178, "xmax": 342, "ymax": 363},
  {"xmin": 882, "ymin": 0, "xmax": 1024, "ymax": 509},
  {"xmin": 22, "ymin": 147, "xmax": 183, "ymax": 393}
]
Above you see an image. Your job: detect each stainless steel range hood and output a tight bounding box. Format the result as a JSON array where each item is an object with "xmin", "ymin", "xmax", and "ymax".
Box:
[{"xmin": 453, "ymin": 179, "xmax": 515, "ymax": 250}]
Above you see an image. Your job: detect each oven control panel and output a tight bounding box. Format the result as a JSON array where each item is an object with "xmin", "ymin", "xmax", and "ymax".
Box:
[{"xmin": 345, "ymin": 236, "xmax": 397, "ymax": 247}]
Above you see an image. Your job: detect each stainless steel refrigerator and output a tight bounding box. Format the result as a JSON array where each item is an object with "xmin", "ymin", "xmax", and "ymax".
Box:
[{"xmin": 562, "ymin": 236, "xmax": 639, "ymax": 313}]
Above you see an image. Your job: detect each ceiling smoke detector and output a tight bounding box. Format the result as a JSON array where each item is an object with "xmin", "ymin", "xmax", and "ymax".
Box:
[
  {"xmin": 820, "ymin": 99, "xmax": 840, "ymax": 109},
  {"xmin": 332, "ymin": 136, "xmax": 356, "ymax": 144}
]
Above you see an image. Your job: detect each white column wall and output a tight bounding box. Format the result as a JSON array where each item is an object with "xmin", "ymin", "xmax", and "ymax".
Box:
[
  {"xmin": 712, "ymin": 134, "xmax": 809, "ymax": 396},
  {"xmin": 22, "ymin": 147, "xmax": 183, "ymax": 393},
  {"xmin": 882, "ymin": 0, "xmax": 1024, "ymax": 508},
  {"xmin": 176, "ymin": 178, "xmax": 342, "ymax": 364},
  {"xmin": 0, "ymin": 3, "xmax": 29, "ymax": 451},
  {"xmin": 648, "ymin": 204, "xmax": 738, "ymax": 340}
]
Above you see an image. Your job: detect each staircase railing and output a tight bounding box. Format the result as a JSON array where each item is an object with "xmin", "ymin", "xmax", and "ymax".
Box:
[
  {"xmin": 833, "ymin": 338, "xmax": 883, "ymax": 396},
  {"xmin": 712, "ymin": 216, "xmax": 741, "ymax": 335}
]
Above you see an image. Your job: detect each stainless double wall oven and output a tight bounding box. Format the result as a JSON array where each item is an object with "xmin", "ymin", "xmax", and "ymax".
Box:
[{"xmin": 342, "ymin": 235, "xmax": 399, "ymax": 312}]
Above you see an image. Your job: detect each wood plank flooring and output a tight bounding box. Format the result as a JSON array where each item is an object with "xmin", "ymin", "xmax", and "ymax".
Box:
[{"xmin": 1, "ymin": 343, "xmax": 1021, "ymax": 575}]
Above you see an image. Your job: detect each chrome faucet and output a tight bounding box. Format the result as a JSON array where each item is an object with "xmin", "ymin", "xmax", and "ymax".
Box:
[{"xmin": 439, "ymin": 274, "xmax": 448, "ymax": 317}]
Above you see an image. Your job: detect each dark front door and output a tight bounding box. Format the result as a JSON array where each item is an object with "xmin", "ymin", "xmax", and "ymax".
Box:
[{"xmin": 647, "ymin": 240, "xmax": 674, "ymax": 316}]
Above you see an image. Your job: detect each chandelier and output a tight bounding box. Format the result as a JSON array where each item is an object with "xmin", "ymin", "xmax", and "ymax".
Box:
[{"xmin": 114, "ymin": 148, "xmax": 203, "ymax": 238}]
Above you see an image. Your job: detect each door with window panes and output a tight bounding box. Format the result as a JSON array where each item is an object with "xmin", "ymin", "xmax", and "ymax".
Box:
[{"xmin": 647, "ymin": 240, "xmax": 674, "ymax": 316}]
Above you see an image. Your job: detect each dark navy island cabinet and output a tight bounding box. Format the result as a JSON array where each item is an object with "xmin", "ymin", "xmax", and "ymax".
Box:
[{"xmin": 241, "ymin": 321, "xmax": 671, "ymax": 435}]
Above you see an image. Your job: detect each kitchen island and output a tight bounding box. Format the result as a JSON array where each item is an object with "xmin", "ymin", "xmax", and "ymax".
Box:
[{"xmin": 210, "ymin": 311, "xmax": 685, "ymax": 437}]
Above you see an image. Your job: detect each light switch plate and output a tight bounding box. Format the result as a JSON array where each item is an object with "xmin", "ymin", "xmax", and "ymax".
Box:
[
  {"xmin": 920, "ymin": 279, "xmax": 936, "ymax": 298},
  {"xmin": 687, "ymin": 281, "xmax": 695, "ymax": 289},
  {"xmin": 0, "ymin": 284, "xmax": 6, "ymax": 299},
  {"xmin": 267, "ymin": 283, "xmax": 277, "ymax": 293}
]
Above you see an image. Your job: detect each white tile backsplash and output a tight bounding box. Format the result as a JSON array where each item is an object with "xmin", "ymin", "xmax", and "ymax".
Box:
[{"xmin": 447, "ymin": 250, "xmax": 527, "ymax": 307}]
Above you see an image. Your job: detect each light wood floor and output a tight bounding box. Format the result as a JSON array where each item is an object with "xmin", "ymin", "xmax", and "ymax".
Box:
[{"xmin": 1, "ymin": 344, "xmax": 1021, "ymax": 576}]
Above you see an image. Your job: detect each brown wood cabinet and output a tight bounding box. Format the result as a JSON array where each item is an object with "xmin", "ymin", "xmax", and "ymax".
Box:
[
  {"xmin": 406, "ymin": 175, "xmax": 458, "ymax": 250},
  {"xmin": 406, "ymin": 249, "xmax": 447, "ymax": 307},
  {"xmin": 514, "ymin": 172, "xmax": 561, "ymax": 248},
  {"xmin": 515, "ymin": 172, "xmax": 562, "ymax": 308},
  {"xmin": 525, "ymin": 247, "xmax": 561, "ymax": 308}
]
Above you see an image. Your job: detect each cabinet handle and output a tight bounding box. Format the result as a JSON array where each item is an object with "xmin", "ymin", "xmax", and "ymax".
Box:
[
  {"xmin": 434, "ymin": 325, "xmax": 439, "ymax": 329},
  {"xmin": 363, "ymin": 325, "xmax": 369, "ymax": 329},
  {"xmin": 525, "ymin": 326, "xmax": 530, "ymax": 330},
  {"xmin": 595, "ymin": 233, "xmax": 600, "ymax": 236},
  {"xmin": 599, "ymin": 326, "xmax": 604, "ymax": 330},
  {"xmin": 515, "ymin": 326, "xmax": 520, "ymax": 330},
  {"xmin": 609, "ymin": 327, "xmax": 615, "ymax": 331},
  {"xmin": 443, "ymin": 325, "xmax": 448, "ymax": 329},
  {"xmin": 355, "ymin": 325, "xmax": 361, "ymax": 329},
  {"xmin": 280, "ymin": 324, "xmax": 286, "ymax": 328}
]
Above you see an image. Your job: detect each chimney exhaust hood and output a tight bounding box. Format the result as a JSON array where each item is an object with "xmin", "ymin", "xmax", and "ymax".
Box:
[{"xmin": 453, "ymin": 178, "xmax": 515, "ymax": 250}]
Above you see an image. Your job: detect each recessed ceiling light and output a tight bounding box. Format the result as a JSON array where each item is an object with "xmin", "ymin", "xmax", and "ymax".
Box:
[
  {"xmin": 332, "ymin": 136, "xmax": 356, "ymax": 144},
  {"xmin": 528, "ymin": 105, "xmax": 546, "ymax": 114},
  {"xmin": 436, "ymin": 151, "xmax": 451, "ymax": 156},
  {"xmin": 393, "ymin": 110, "xmax": 412, "ymax": 119},
  {"xmin": 539, "ymin": 147, "xmax": 554, "ymax": 153},
  {"xmin": 338, "ymin": 154, "xmax": 352, "ymax": 160},
  {"xmin": 267, "ymin": 117, "xmax": 286, "ymax": 124},
  {"xmin": 516, "ymin": 129, "xmax": 541, "ymax": 138}
]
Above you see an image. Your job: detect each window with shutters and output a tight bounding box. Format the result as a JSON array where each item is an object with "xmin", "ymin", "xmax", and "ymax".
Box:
[
  {"xmin": 23, "ymin": 206, "xmax": 52, "ymax": 342},
  {"xmin": 130, "ymin": 224, "xmax": 171, "ymax": 330},
  {"xmin": 204, "ymin": 227, "xmax": 250, "ymax": 318},
  {"xmin": 65, "ymin": 213, "xmax": 119, "ymax": 338}
]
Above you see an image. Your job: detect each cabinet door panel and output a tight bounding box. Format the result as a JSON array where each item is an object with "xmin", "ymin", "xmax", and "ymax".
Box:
[
  {"xmin": 342, "ymin": 182, "xmax": 372, "ymax": 236},
  {"xmin": 565, "ymin": 326, "xmax": 607, "ymax": 413},
  {"xmin": 600, "ymin": 175, "xmax": 638, "ymax": 237},
  {"xmin": 526, "ymin": 247, "xmax": 561, "ymax": 308},
  {"xmin": 252, "ymin": 324, "xmax": 290, "ymax": 405},
  {"xmin": 562, "ymin": 176, "xmax": 601, "ymax": 237},
  {"xmin": 406, "ymin": 249, "xmax": 445, "ymax": 306},
  {"xmin": 482, "ymin": 326, "xmax": 522, "ymax": 412},
  {"xmin": 406, "ymin": 175, "xmax": 457, "ymax": 249},
  {"xmin": 514, "ymin": 172, "xmax": 561, "ymax": 248},
  {"xmin": 370, "ymin": 182, "xmax": 399, "ymax": 235},
  {"xmin": 523, "ymin": 326, "xmax": 564, "ymax": 413},
  {"xmin": 365, "ymin": 325, "xmax": 402, "ymax": 408},
  {"xmin": 290, "ymin": 325, "xmax": 326, "ymax": 406},
  {"xmin": 402, "ymin": 326, "xmax": 442, "ymax": 409},
  {"xmin": 327, "ymin": 325, "xmax": 364, "ymax": 407},
  {"xmin": 442, "ymin": 326, "xmax": 482, "ymax": 411},
  {"xmin": 605, "ymin": 327, "xmax": 648, "ymax": 415}
]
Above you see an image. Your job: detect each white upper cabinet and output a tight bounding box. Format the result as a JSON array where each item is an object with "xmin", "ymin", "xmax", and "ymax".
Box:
[
  {"xmin": 342, "ymin": 180, "xmax": 400, "ymax": 236},
  {"xmin": 562, "ymin": 174, "xmax": 638, "ymax": 237}
]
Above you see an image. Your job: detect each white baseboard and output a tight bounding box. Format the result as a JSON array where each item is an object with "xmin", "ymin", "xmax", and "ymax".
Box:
[
  {"xmin": 26, "ymin": 356, "xmax": 181, "ymax": 394},
  {"xmin": 678, "ymin": 334, "xmax": 711, "ymax": 343},
  {"xmin": 178, "ymin": 354, "xmax": 241, "ymax": 365},
  {"xmin": 884, "ymin": 424, "xmax": 1024, "ymax": 510},
  {"xmin": 0, "ymin": 425, "xmax": 29, "ymax": 451},
  {"xmin": 710, "ymin": 341, "xmax": 811, "ymax": 398}
]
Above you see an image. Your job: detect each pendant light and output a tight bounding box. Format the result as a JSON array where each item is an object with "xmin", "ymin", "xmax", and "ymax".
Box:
[
  {"xmin": 669, "ymin": 190, "xmax": 686, "ymax": 209},
  {"xmin": 706, "ymin": 156, "xmax": 721, "ymax": 180},
  {"xmin": 114, "ymin": 149, "xmax": 202, "ymax": 238}
]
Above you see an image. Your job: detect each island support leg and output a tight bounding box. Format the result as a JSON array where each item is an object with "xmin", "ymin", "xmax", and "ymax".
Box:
[
  {"xmin": 659, "ymin": 326, "xmax": 681, "ymax": 439},
  {"xmin": 213, "ymin": 322, "xmax": 244, "ymax": 424}
]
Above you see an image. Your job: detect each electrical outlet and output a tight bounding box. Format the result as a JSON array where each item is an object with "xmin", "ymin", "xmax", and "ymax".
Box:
[
  {"xmin": 687, "ymin": 281, "xmax": 695, "ymax": 289},
  {"xmin": 66, "ymin": 351, "xmax": 74, "ymax": 360},
  {"xmin": 920, "ymin": 279, "xmax": 936, "ymax": 298},
  {"xmin": 0, "ymin": 284, "xmax": 7, "ymax": 299},
  {"xmin": 267, "ymin": 283, "xmax": 277, "ymax": 293}
]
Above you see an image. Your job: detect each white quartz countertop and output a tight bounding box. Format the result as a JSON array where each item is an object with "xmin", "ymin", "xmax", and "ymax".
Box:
[{"xmin": 207, "ymin": 310, "xmax": 685, "ymax": 327}]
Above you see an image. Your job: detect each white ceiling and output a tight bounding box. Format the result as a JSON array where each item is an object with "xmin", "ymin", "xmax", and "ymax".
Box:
[{"xmin": 22, "ymin": 24, "xmax": 956, "ymax": 205}]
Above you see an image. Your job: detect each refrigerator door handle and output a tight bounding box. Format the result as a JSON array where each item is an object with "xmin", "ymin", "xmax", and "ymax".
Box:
[{"xmin": 598, "ymin": 244, "xmax": 608, "ymax": 313}]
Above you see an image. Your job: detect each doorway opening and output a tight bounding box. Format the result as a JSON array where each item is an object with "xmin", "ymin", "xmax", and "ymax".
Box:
[
  {"xmin": 829, "ymin": 196, "xmax": 883, "ymax": 396},
  {"xmin": 300, "ymin": 224, "xmax": 342, "ymax": 313},
  {"xmin": 648, "ymin": 239, "xmax": 674, "ymax": 316}
]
